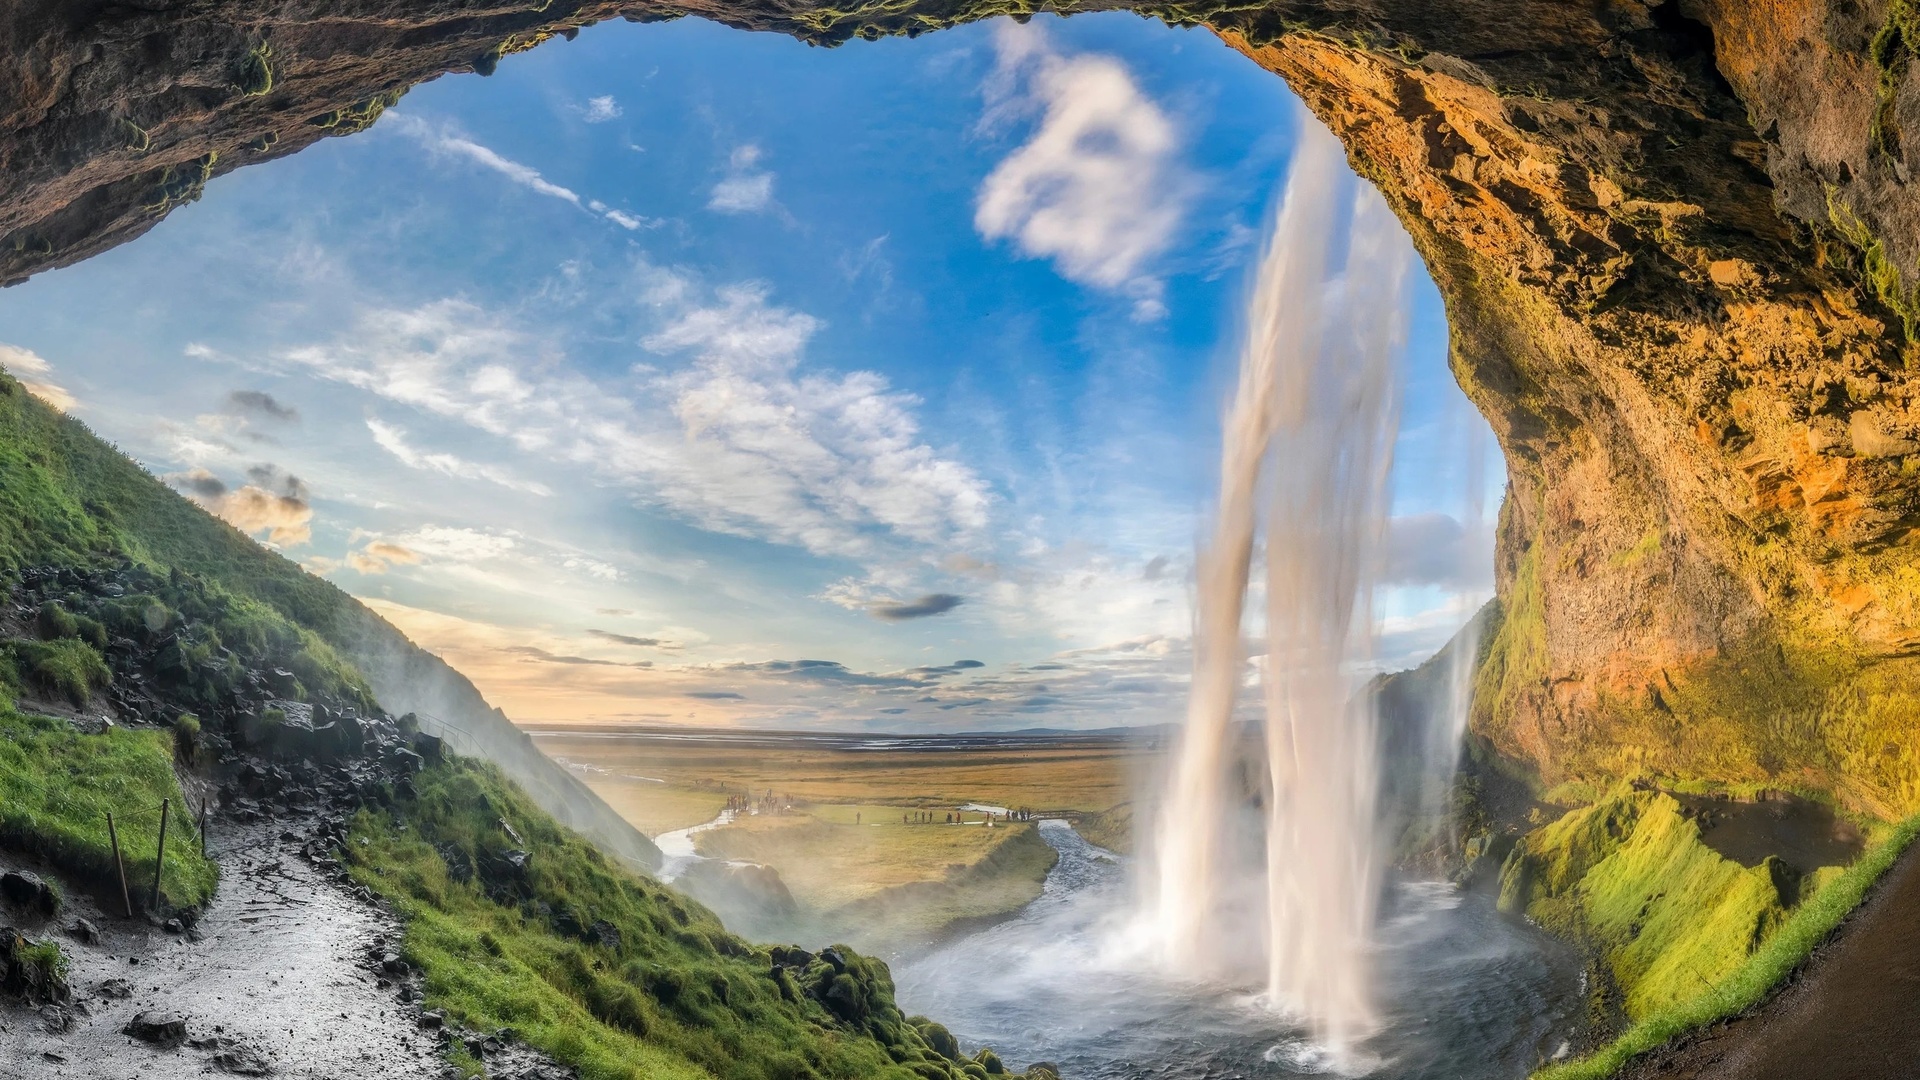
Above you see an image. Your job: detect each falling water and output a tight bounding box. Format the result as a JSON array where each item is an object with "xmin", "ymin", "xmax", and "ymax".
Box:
[{"xmin": 1142, "ymin": 117, "xmax": 1413, "ymax": 1056}]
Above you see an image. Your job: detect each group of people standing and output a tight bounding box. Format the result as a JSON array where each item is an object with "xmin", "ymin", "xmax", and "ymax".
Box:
[
  {"xmin": 898, "ymin": 807, "xmax": 1040, "ymax": 825},
  {"xmin": 725, "ymin": 790, "xmax": 787, "ymax": 815}
]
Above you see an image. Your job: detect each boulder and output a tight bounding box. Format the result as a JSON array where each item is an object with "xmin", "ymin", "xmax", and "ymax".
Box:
[
  {"xmin": 124, "ymin": 1010, "xmax": 189, "ymax": 1047},
  {"xmin": 0, "ymin": 871, "xmax": 58, "ymax": 917}
]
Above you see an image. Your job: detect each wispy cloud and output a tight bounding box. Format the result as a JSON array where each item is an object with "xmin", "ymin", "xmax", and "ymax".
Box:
[
  {"xmin": 975, "ymin": 23, "xmax": 1192, "ymax": 321},
  {"xmin": 389, "ymin": 112, "xmax": 651, "ymax": 231},
  {"xmin": 708, "ymin": 144, "xmax": 776, "ymax": 214},
  {"xmin": 281, "ymin": 279, "xmax": 993, "ymax": 560},
  {"xmin": 367, "ymin": 417, "xmax": 552, "ymax": 495},
  {"xmin": 582, "ymin": 95, "xmax": 623, "ymax": 123},
  {"xmin": 588, "ymin": 629, "xmax": 680, "ymax": 650}
]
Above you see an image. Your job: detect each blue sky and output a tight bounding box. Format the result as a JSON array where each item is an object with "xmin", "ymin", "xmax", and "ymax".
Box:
[{"xmin": 0, "ymin": 15, "xmax": 1497, "ymax": 730}]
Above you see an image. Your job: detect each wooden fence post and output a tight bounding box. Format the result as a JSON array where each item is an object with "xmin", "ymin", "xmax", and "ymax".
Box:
[
  {"xmin": 151, "ymin": 799, "xmax": 170, "ymax": 913},
  {"xmin": 106, "ymin": 811, "xmax": 133, "ymax": 918},
  {"xmin": 198, "ymin": 798, "xmax": 208, "ymax": 853}
]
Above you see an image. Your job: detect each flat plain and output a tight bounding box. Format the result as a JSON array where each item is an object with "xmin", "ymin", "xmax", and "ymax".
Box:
[{"xmin": 532, "ymin": 727, "xmax": 1151, "ymax": 947}]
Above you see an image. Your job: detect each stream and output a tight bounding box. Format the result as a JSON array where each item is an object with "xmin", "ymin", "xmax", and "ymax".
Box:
[{"xmin": 892, "ymin": 821, "xmax": 1582, "ymax": 1080}]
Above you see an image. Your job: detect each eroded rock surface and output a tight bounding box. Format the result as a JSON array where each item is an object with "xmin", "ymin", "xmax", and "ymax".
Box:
[{"xmin": 4, "ymin": 1, "xmax": 1919, "ymax": 810}]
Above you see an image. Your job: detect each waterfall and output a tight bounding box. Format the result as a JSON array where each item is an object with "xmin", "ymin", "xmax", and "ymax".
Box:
[{"xmin": 1140, "ymin": 116, "xmax": 1413, "ymax": 1056}]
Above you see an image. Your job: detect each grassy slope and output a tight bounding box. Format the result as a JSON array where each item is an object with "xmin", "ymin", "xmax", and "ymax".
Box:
[
  {"xmin": 0, "ymin": 709, "xmax": 217, "ymax": 909},
  {"xmin": 692, "ymin": 805, "xmax": 1058, "ymax": 948},
  {"xmin": 1072, "ymin": 802, "xmax": 1131, "ymax": 853},
  {"xmin": 0, "ymin": 370, "xmax": 660, "ymax": 872},
  {"xmin": 1499, "ymin": 791, "xmax": 1798, "ymax": 1021},
  {"xmin": 351, "ymin": 759, "xmax": 1038, "ymax": 1080}
]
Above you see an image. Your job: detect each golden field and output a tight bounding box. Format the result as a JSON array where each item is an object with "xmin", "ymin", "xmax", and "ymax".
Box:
[{"xmin": 535, "ymin": 729, "xmax": 1149, "ymax": 947}]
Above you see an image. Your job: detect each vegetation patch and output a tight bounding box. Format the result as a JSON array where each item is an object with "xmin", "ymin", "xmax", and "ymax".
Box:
[
  {"xmin": 1826, "ymin": 186, "xmax": 1920, "ymax": 344},
  {"xmin": 1533, "ymin": 811, "xmax": 1920, "ymax": 1080},
  {"xmin": 1500, "ymin": 791, "xmax": 1798, "ymax": 1022},
  {"xmin": 1471, "ymin": 529, "xmax": 1548, "ymax": 749},
  {"xmin": 1073, "ymin": 802, "xmax": 1132, "ymax": 853},
  {"xmin": 3, "ymin": 637, "xmax": 110, "ymax": 707},
  {"xmin": 346, "ymin": 758, "xmax": 1050, "ymax": 1080},
  {"xmin": 0, "ymin": 709, "xmax": 217, "ymax": 911}
]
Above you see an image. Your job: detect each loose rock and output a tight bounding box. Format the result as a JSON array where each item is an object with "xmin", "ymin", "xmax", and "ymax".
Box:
[{"xmin": 124, "ymin": 1009, "xmax": 189, "ymax": 1047}]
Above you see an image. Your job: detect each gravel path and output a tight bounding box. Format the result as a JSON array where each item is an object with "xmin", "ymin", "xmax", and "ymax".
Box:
[{"xmin": 0, "ymin": 821, "xmax": 446, "ymax": 1080}]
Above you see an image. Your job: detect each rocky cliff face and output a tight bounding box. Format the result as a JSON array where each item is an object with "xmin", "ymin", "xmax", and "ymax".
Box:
[{"xmin": 3, "ymin": 0, "xmax": 1917, "ymax": 813}]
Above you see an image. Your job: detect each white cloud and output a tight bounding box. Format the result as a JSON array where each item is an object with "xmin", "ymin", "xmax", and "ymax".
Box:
[
  {"xmin": 0, "ymin": 342, "xmax": 76, "ymax": 411},
  {"xmin": 391, "ymin": 113, "xmax": 651, "ymax": 231},
  {"xmin": 390, "ymin": 113, "xmax": 584, "ymax": 207},
  {"xmin": 975, "ymin": 22, "xmax": 1192, "ymax": 318},
  {"xmin": 367, "ymin": 417, "xmax": 553, "ymax": 495},
  {"xmin": 393, "ymin": 525, "xmax": 518, "ymax": 562},
  {"xmin": 708, "ymin": 144, "xmax": 776, "ymax": 213},
  {"xmin": 280, "ymin": 284, "xmax": 993, "ymax": 560},
  {"xmin": 583, "ymin": 95, "xmax": 623, "ymax": 123}
]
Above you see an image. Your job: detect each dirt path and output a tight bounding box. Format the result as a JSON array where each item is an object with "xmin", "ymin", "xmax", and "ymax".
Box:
[
  {"xmin": 0, "ymin": 821, "xmax": 446, "ymax": 1080},
  {"xmin": 1628, "ymin": 843, "xmax": 1920, "ymax": 1080}
]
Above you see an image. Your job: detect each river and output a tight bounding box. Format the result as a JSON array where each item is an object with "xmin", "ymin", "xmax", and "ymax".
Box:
[{"xmin": 892, "ymin": 820, "xmax": 1583, "ymax": 1079}]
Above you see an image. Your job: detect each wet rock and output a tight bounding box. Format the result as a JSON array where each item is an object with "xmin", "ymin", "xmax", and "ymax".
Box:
[
  {"xmin": 124, "ymin": 1009, "xmax": 189, "ymax": 1047},
  {"xmin": 589, "ymin": 919, "xmax": 622, "ymax": 952},
  {"xmin": 1, "ymin": 927, "xmax": 70, "ymax": 1003},
  {"xmin": 39, "ymin": 1004, "xmax": 73, "ymax": 1033},
  {"xmin": 0, "ymin": 870, "xmax": 59, "ymax": 917},
  {"xmin": 66, "ymin": 917, "xmax": 99, "ymax": 944},
  {"xmin": 214, "ymin": 1045, "xmax": 274, "ymax": 1075},
  {"xmin": 412, "ymin": 732, "xmax": 444, "ymax": 763},
  {"xmin": 192, "ymin": 1037, "xmax": 275, "ymax": 1075},
  {"xmin": 96, "ymin": 976, "xmax": 133, "ymax": 999}
]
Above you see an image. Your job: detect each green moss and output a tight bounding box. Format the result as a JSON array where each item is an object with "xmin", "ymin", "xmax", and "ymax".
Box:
[
  {"xmin": 0, "ymin": 371, "xmax": 375, "ymax": 706},
  {"xmin": 1534, "ymin": 812, "xmax": 1920, "ymax": 1080},
  {"xmin": 140, "ymin": 153, "xmax": 217, "ymax": 216},
  {"xmin": 0, "ymin": 710, "xmax": 217, "ymax": 910},
  {"xmin": 1609, "ymin": 525, "xmax": 1662, "ymax": 569},
  {"xmin": 1869, "ymin": 1, "xmax": 1920, "ymax": 161},
  {"xmin": 235, "ymin": 41, "xmax": 274, "ymax": 97},
  {"xmin": 346, "ymin": 758, "xmax": 1043, "ymax": 1080},
  {"xmin": 1826, "ymin": 186, "xmax": 1919, "ymax": 343},
  {"xmin": 1502, "ymin": 791, "xmax": 1808, "ymax": 1031},
  {"xmin": 1473, "ymin": 516, "xmax": 1548, "ymax": 744},
  {"xmin": 310, "ymin": 90, "xmax": 405, "ymax": 136},
  {"xmin": 1530, "ymin": 636, "xmax": 1920, "ymax": 822}
]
